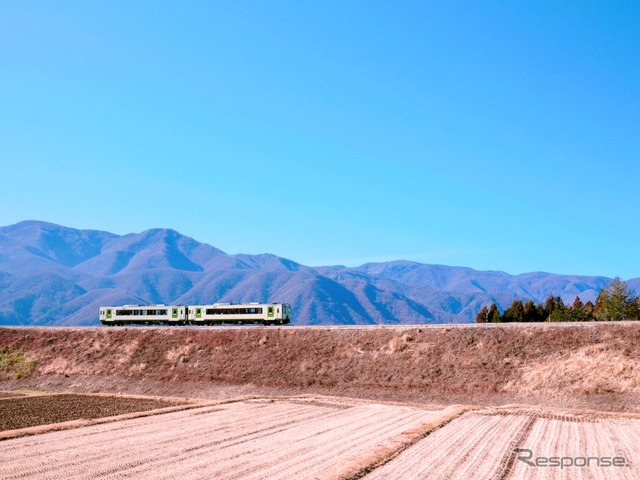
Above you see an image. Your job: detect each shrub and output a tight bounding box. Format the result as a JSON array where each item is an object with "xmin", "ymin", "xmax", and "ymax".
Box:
[{"xmin": 0, "ymin": 347, "xmax": 37, "ymax": 380}]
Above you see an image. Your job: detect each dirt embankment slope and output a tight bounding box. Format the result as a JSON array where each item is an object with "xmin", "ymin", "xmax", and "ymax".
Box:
[{"xmin": 1, "ymin": 324, "xmax": 639, "ymax": 411}]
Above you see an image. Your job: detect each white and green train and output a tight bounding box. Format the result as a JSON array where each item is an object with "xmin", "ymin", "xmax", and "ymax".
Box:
[{"xmin": 99, "ymin": 303, "xmax": 291, "ymax": 326}]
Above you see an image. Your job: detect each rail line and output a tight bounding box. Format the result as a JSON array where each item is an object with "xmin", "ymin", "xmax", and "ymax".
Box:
[{"xmin": 3, "ymin": 321, "xmax": 639, "ymax": 331}]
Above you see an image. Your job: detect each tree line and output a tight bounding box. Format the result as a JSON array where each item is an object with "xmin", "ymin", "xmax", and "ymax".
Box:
[{"xmin": 476, "ymin": 277, "xmax": 640, "ymax": 323}]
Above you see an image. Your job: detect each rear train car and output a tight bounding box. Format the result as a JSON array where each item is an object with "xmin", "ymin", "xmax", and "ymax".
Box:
[
  {"xmin": 99, "ymin": 303, "xmax": 291, "ymax": 326},
  {"xmin": 99, "ymin": 305, "xmax": 187, "ymax": 326}
]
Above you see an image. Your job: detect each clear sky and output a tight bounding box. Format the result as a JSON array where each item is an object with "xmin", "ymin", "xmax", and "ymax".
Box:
[{"xmin": 1, "ymin": 1, "xmax": 639, "ymax": 278}]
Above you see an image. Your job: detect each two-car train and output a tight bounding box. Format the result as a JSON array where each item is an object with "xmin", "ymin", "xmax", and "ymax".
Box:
[{"xmin": 99, "ymin": 302, "xmax": 291, "ymax": 326}]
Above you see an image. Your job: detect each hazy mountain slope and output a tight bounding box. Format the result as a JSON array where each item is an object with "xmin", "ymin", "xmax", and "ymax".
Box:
[
  {"xmin": 350, "ymin": 261, "xmax": 611, "ymax": 304},
  {"xmin": 0, "ymin": 221, "xmax": 117, "ymax": 274},
  {"xmin": 0, "ymin": 221, "xmax": 635, "ymax": 326}
]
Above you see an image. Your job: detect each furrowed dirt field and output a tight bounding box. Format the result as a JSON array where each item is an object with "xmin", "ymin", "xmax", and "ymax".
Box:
[
  {"xmin": 0, "ymin": 393, "xmax": 188, "ymax": 431},
  {"xmin": 0, "ymin": 395, "xmax": 461, "ymax": 480},
  {"xmin": 366, "ymin": 408, "xmax": 640, "ymax": 480},
  {"xmin": 2, "ymin": 394, "xmax": 639, "ymax": 479}
]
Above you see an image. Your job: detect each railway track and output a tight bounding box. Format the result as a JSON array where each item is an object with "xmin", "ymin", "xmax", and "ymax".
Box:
[{"xmin": 4, "ymin": 321, "xmax": 639, "ymax": 331}]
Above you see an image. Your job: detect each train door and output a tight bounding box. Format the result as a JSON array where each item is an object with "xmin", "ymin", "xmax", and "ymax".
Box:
[{"xmin": 268, "ymin": 306, "xmax": 274, "ymax": 319}]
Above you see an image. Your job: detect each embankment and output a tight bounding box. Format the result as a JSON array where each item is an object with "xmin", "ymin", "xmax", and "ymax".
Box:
[{"xmin": 1, "ymin": 324, "xmax": 639, "ymax": 411}]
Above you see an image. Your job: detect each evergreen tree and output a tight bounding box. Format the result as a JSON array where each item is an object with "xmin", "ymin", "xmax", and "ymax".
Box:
[
  {"xmin": 550, "ymin": 299, "xmax": 591, "ymax": 322},
  {"xmin": 594, "ymin": 277, "xmax": 640, "ymax": 321},
  {"xmin": 571, "ymin": 296, "xmax": 584, "ymax": 311},
  {"xmin": 503, "ymin": 299, "xmax": 524, "ymax": 322},
  {"xmin": 543, "ymin": 293, "xmax": 556, "ymax": 320},
  {"xmin": 543, "ymin": 293, "xmax": 565, "ymax": 321},
  {"xmin": 523, "ymin": 299, "xmax": 540, "ymax": 322},
  {"xmin": 475, "ymin": 305, "xmax": 489, "ymax": 323},
  {"xmin": 488, "ymin": 303, "xmax": 502, "ymax": 323},
  {"xmin": 584, "ymin": 300, "xmax": 595, "ymax": 316}
]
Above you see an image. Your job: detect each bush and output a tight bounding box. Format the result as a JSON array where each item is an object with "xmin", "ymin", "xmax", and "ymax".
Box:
[{"xmin": 0, "ymin": 347, "xmax": 37, "ymax": 380}]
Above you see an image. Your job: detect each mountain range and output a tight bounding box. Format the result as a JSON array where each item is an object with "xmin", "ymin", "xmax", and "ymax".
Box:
[{"xmin": 0, "ymin": 221, "xmax": 637, "ymax": 326}]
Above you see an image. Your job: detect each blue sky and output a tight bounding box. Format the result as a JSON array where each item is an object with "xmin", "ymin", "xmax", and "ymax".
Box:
[{"xmin": 1, "ymin": 1, "xmax": 639, "ymax": 278}]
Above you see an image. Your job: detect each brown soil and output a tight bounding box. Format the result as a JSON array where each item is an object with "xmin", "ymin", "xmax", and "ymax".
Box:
[
  {"xmin": 0, "ymin": 393, "xmax": 185, "ymax": 431},
  {"xmin": 365, "ymin": 407, "xmax": 640, "ymax": 479},
  {"xmin": 0, "ymin": 392, "xmax": 24, "ymax": 398},
  {"xmin": 0, "ymin": 398, "xmax": 456, "ymax": 480},
  {"xmin": 1, "ymin": 324, "xmax": 639, "ymax": 412}
]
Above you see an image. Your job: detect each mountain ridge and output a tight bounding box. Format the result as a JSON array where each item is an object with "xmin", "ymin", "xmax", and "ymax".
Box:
[{"xmin": 0, "ymin": 220, "xmax": 637, "ymax": 326}]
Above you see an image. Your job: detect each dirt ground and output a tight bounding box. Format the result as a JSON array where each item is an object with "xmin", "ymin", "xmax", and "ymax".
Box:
[
  {"xmin": 0, "ymin": 392, "xmax": 24, "ymax": 398},
  {"xmin": 0, "ymin": 395, "xmax": 460, "ymax": 480},
  {"xmin": 2, "ymin": 393, "xmax": 639, "ymax": 480},
  {"xmin": 2, "ymin": 324, "xmax": 639, "ymax": 478},
  {"xmin": 2, "ymin": 324, "xmax": 640, "ymax": 413},
  {"xmin": 366, "ymin": 407, "xmax": 640, "ymax": 480},
  {"xmin": 0, "ymin": 393, "xmax": 186, "ymax": 431}
]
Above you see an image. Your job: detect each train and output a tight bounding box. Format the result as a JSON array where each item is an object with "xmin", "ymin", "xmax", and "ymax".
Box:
[{"xmin": 99, "ymin": 302, "xmax": 291, "ymax": 326}]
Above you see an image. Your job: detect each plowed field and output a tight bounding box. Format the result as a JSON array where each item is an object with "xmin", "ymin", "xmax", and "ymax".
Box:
[
  {"xmin": 0, "ymin": 397, "xmax": 446, "ymax": 480},
  {"xmin": 365, "ymin": 408, "xmax": 640, "ymax": 480},
  {"xmin": 2, "ymin": 393, "xmax": 638, "ymax": 479},
  {"xmin": 0, "ymin": 393, "xmax": 184, "ymax": 431}
]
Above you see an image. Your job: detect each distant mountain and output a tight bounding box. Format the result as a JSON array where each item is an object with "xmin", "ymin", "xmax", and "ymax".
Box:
[{"xmin": 0, "ymin": 221, "xmax": 635, "ymax": 326}]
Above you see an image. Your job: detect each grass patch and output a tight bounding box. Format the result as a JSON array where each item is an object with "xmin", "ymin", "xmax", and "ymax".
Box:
[{"xmin": 0, "ymin": 348, "xmax": 37, "ymax": 380}]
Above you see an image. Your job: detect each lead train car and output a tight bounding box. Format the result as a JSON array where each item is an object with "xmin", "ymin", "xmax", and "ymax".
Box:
[
  {"xmin": 99, "ymin": 303, "xmax": 291, "ymax": 326},
  {"xmin": 189, "ymin": 303, "xmax": 291, "ymax": 326}
]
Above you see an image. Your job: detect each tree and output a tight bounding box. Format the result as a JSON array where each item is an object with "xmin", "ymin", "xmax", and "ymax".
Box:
[
  {"xmin": 488, "ymin": 303, "xmax": 502, "ymax": 323},
  {"xmin": 543, "ymin": 293, "xmax": 565, "ymax": 321},
  {"xmin": 571, "ymin": 296, "xmax": 584, "ymax": 311},
  {"xmin": 594, "ymin": 277, "xmax": 640, "ymax": 321},
  {"xmin": 475, "ymin": 305, "xmax": 489, "ymax": 323},
  {"xmin": 550, "ymin": 299, "xmax": 591, "ymax": 322},
  {"xmin": 523, "ymin": 299, "xmax": 544, "ymax": 322},
  {"xmin": 523, "ymin": 300, "xmax": 536, "ymax": 322},
  {"xmin": 503, "ymin": 299, "xmax": 524, "ymax": 322},
  {"xmin": 584, "ymin": 300, "xmax": 595, "ymax": 316}
]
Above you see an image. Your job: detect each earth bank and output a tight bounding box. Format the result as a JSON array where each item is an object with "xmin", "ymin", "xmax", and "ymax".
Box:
[{"xmin": 1, "ymin": 323, "xmax": 639, "ymax": 412}]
